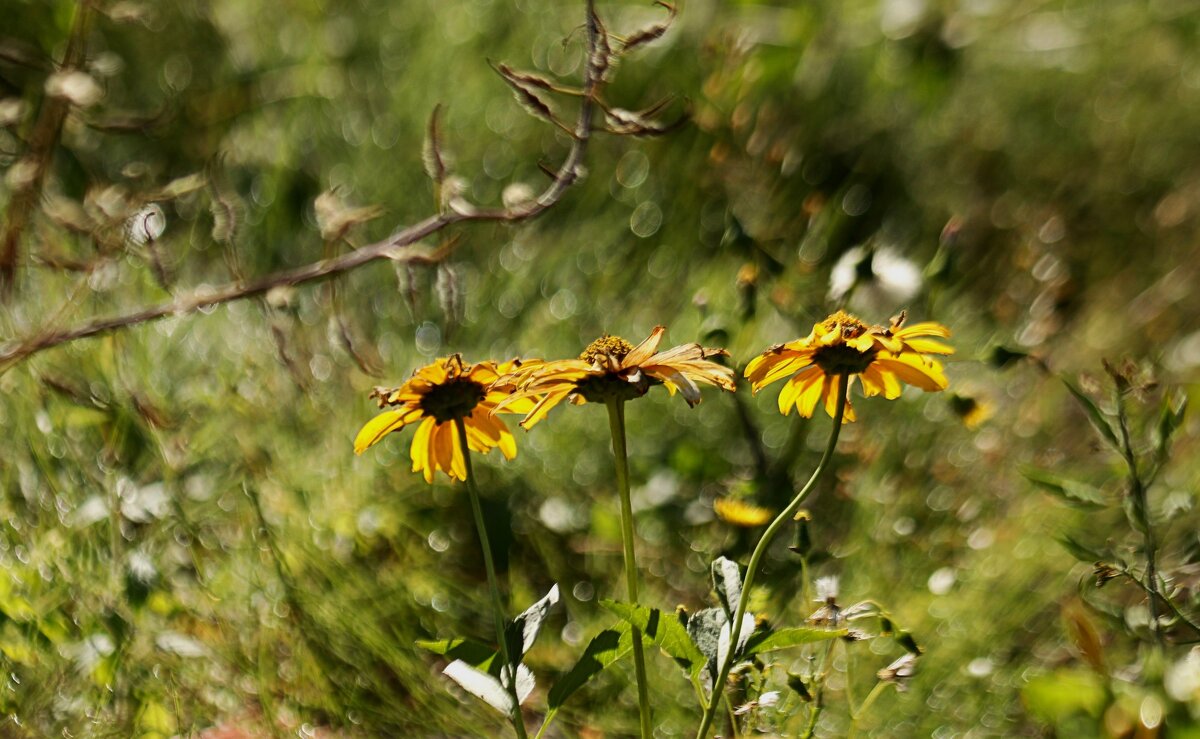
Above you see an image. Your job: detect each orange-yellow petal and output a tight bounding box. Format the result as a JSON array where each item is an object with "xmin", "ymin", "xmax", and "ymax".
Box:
[
  {"xmin": 874, "ymin": 354, "xmax": 948, "ymax": 392},
  {"xmin": 410, "ymin": 417, "xmax": 437, "ymax": 483},
  {"xmin": 354, "ymin": 407, "xmax": 422, "ymax": 455}
]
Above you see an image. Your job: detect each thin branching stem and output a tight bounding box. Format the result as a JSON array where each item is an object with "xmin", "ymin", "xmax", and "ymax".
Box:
[
  {"xmin": 1113, "ymin": 389, "xmax": 1163, "ymax": 646},
  {"xmin": 697, "ymin": 373, "xmax": 848, "ymax": 739},
  {"xmin": 0, "ymin": 0, "xmax": 611, "ymax": 369},
  {"xmin": 456, "ymin": 419, "xmax": 528, "ymax": 739},
  {"xmin": 605, "ymin": 398, "xmax": 653, "ymax": 739}
]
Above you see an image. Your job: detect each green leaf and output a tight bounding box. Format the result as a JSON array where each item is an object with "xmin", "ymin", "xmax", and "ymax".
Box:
[
  {"xmin": 1021, "ymin": 668, "xmax": 1106, "ymax": 722},
  {"xmin": 599, "ymin": 600, "xmax": 707, "ymax": 676},
  {"xmin": 743, "ymin": 626, "xmax": 845, "ymax": 656},
  {"xmin": 1155, "ymin": 393, "xmax": 1188, "ymax": 458},
  {"xmin": 546, "ymin": 622, "xmax": 633, "ymax": 710},
  {"xmin": 415, "ymin": 637, "xmax": 496, "ymax": 671},
  {"xmin": 1021, "ymin": 468, "xmax": 1109, "ymax": 509},
  {"xmin": 1057, "ymin": 535, "xmax": 1107, "ymax": 563},
  {"xmin": 1061, "ymin": 377, "xmax": 1121, "ymax": 451}
]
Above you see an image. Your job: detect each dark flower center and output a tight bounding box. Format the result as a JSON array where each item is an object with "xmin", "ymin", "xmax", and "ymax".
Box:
[
  {"xmin": 574, "ymin": 372, "xmax": 653, "ymax": 403},
  {"xmin": 419, "ymin": 379, "xmax": 486, "ymax": 423},
  {"xmin": 812, "ymin": 344, "xmax": 877, "ymax": 375}
]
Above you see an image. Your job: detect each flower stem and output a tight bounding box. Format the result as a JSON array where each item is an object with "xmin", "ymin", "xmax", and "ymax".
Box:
[
  {"xmin": 696, "ymin": 373, "xmax": 848, "ymax": 739},
  {"xmin": 455, "ymin": 419, "xmax": 528, "ymax": 739},
  {"xmin": 605, "ymin": 399, "xmax": 653, "ymax": 739}
]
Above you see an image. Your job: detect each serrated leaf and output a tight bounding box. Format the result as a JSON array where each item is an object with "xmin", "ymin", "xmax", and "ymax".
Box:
[
  {"xmin": 711, "ymin": 557, "xmax": 743, "ymax": 618},
  {"xmin": 547, "ymin": 622, "xmax": 633, "ymax": 710},
  {"xmin": 1061, "ymin": 377, "xmax": 1121, "ymax": 451},
  {"xmin": 416, "ymin": 637, "xmax": 496, "ymax": 671},
  {"xmin": 599, "ymin": 600, "xmax": 707, "ymax": 676},
  {"xmin": 743, "ymin": 626, "xmax": 846, "ymax": 656},
  {"xmin": 686, "ymin": 607, "xmax": 725, "ymax": 669},
  {"xmin": 1021, "ymin": 468, "xmax": 1109, "ymax": 509}
]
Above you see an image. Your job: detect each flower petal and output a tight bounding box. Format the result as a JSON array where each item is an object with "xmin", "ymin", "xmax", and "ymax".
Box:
[
  {"xmin": 520, "ymin": 388, "xmax": 573, "ymax": 429},
  {"xmin": 410, "ymin": 417, "xmax": 437, "ymax": 483},
  {"xmin": 874, "ymin": 354, "xmax": 948, "ymax": 392},
  {"xmin": 354, "ymin": 407, "xmax": 422, "ymax": 454},
  {"xmin": 776, "ymin": 365, "xmax": 822, "ymax": 415},
  {"xmin": 622, "ymin": 326, "xmax": 667, "ymax": 367}
]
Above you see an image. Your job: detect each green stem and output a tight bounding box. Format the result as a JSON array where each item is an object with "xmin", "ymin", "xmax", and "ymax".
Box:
[
  {"xmin": 605, "ymin": 399, "xmax": 653, "ymax": 739},
  {"xmin": 456, "ymin": 419, "xmax": 528, "ymax": 739},
  {"xmin": 696, "ymin": 373, "xmax": 848, "ymax": 739},
  {"xmin": 1113, "ymin": 392, "xmax": 1163, "ymax": 646},
  {"xmin": 848, "ymin": 681, "xmax": 887, "ymax": 738}
]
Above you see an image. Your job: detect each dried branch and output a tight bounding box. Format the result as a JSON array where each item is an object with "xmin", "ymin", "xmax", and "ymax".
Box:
[
  {"xmin": 0, "ymin": 0, "xmax": 96, "ymax": 296},
  {"xmin": 0, "ymin": 0, "xmax": 614, "ymax": 369}
]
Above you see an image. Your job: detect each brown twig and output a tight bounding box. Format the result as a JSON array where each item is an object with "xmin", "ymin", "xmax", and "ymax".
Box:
[
  {"xmin": 0, "ymin": 0, "xmax": 612, "ymax": 370},
  {"xmin": 0, "ymin": 0, "xmax": 95, "ymax": 296}
]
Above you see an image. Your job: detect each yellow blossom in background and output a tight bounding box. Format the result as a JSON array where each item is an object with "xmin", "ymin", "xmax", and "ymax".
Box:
[
  {"xmin": 498, "ymin": 326, "xmax": 736, "ymax": 429},
  {"xmin": 713, "ymin": 497, "xmax": 774, "ymax": 527},
  {"xmin": 745, "ymin": 310, "xmax": 953, "ymax": 422},
  {"xmin": 950, "ymin": 393, "xmax": 992, "ymax": 429},
  {"xmin": 354, "ymin": 355, "xmax": 537, "ymax": 483}
]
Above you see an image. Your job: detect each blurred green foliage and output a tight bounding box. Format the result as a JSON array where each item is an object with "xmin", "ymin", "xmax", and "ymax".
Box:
[{"xmin": 1, "ymin": 0, "xmax": 1200, "ymax": 736}]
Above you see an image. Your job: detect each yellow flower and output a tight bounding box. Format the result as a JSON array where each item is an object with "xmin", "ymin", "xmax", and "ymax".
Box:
[
  {"xmin": 354, "ymin": 355, "xmax": 537, "ymax": 483},
  {"xmin": 713, "ymin": 497, "xmax": 774, "ymax": 527},
  {"xmin": 499, "ymin": 326, "xmax": 736, "ymax": 429},
  {"xmin": 949, "ymin": 393, "xmax": 992, "ymax": 429},
  {"xmin": 745, "ymin": 310, "xmax": 952, "ymax": 422}
]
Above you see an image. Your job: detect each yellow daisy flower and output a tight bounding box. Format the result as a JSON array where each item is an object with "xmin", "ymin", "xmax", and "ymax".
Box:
[
  {"xmin": 354, "ymin": 355, "xmax": 537, "ymax": 483},
  {"xmin": 745, "ymin": 310, "xmax": 953, "ymax": 422},
  {"xmin": 713, "ymin": 497, "xmax": 774, "ymax": 527},
  {"xmin": 499, "ymin": 326, "xmax": 736, "ymax": 429}
]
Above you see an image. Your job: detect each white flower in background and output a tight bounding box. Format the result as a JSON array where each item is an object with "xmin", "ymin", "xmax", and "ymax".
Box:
[
  {"xmin": 1166, "ymin": 647, "xmax": 1200, "ymax": 703},
  {"xmin": 125, "ymin": 203, "xmax": 166, "ymax": 246},
  {"xmin": 829, "ymin": 245, "xmax": 922, "ymax": 314},
  {"xmin": 814, "ymin": 575, "xmax": 840, "ymax": 603},
  {"xmin": 45, "ymin": 70, "xmax": 104, "ymax": 107}
]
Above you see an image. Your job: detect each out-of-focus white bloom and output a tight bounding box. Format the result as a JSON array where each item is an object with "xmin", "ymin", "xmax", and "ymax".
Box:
[
  {"xmin": 829, "ymin": 245, "xmax": 922, "ymax": 314},
  {"xmin": 1166, "ymin": 647, "xmax": 1200, "ymax": 703},
  {"xmin": 125, "ymin": 203, "xmax": 166, "ymax": 246},
  {"xmin": 814, "ymin": 575, "xmax": 840, "ymax": 603},
  {"xmin": 156, "ymin": 632, "xmax": 210, "ymax": 658},
  {"xmin": 0, "ymin": 98, "xmax": 28, "ymax": 127},
  {"xmin": 45, "ymin": 70, "xmax": 104, "ymax": 108},
  {"xmin": 502, "ymin": 182, "xmax": 536, "ymax": 210}
]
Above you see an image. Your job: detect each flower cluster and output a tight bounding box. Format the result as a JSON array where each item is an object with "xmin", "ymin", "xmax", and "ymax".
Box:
[{"xmin": 355, "ymin": 312, "xmax": 953, "ymax": 482}]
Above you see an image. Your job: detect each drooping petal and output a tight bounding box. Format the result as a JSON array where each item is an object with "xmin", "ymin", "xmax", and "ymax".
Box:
[
  {"xmin": 448, "ymin": 422, "xmax": 467, "ymax": 481},
  {"xmin": 354, "ymin": 407, "xmax": 423, "ymax": 454},
  {"xmin": 896, "ymin": 321, "xmax": 951, "ymax": 339},
  {"xmin": 410, "ymin": 417, "xmax": 437, "ymax": 483},
  {"xmin": 860, "ymin": 363, "xmax": 903, "ymax": 399},
  {"xmin": 648, "ymin": 367, "xmax": 702, "ymax": 406},
  {"xmin": 520, "ymin": 388, "xmax": 574, "ymax": 429},
  {"xmin": 776, "ymin": 365, "xmax": 822, "ymax": 415},
  {"xmin": 433, "ymin": 422, "xmax": 455, "ymax": 480},
  {"xmin": 874, "ymin": 354, "xmax": 948, "ymax": 391},
  {"xmin": 900, "ymin": 338, "xmax": 955, "ymax": 355},
  {"xmin": 796, "ymin": 372, "xmax": 830, "ymax": 418},
  {"xmin": 622, "ymin": 326, "xmax": 667, "ymax": 367}
]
